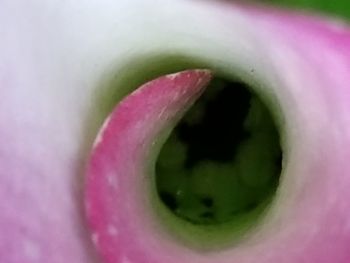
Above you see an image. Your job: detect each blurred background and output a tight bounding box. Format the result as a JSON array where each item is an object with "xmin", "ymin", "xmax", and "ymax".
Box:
[{"xmin": 258, "ymin": 0, "xmax": 350, "ymax": 19}]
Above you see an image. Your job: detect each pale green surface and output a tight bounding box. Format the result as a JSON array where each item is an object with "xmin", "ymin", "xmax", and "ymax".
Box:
[{"xmin": 96, "ymin": 50, "xmax": 286, "ymax": 248}]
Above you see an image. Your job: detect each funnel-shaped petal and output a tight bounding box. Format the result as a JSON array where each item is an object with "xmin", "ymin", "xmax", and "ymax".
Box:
[{"xmin": 1, "ymin": 0, "xmax": 350, "ymax": 263}]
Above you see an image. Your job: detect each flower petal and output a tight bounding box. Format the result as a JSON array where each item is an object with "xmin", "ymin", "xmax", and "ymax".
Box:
[
  {"xmin": 85, "ymin": 69, "xmax": 212, "ymax": 263},
  {"xmin": 1, "ymin": 0, "xmax": 350, "ymax": 262}
]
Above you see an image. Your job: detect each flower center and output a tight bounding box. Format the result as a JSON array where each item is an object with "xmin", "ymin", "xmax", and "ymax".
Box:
[{"xmin": 156, "ymin": 77, "xmax": 282, "ymax": 225}]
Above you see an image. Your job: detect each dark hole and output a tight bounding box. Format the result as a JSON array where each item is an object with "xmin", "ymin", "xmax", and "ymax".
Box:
[
  {"xmin": 156, "ymin": 76, "xmax": 282, "ymax": 225},
  {"xmin": 200, "ymin": 196, "xmax": 214, "ymax": 208},
  {"xmin": 159, "ymin": 192, "xmax": 178, "ymax": 211},
  {"xmin": 175, "ymin": 79, "xmax": 252, "ymax": 168}
]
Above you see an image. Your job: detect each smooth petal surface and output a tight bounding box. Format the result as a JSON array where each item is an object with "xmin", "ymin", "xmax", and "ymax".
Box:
[
  {"xmin": 1, "ymin": 0, "xmax": 350, "ymax": 263},
  {"xmin": 86, "ymin": 69, "xmax": 212, "ymax": 263}
]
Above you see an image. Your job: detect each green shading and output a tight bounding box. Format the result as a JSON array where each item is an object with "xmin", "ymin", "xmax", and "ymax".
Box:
[
  {"xmin": 263, "ymin": 0, "xmax": 350, "ymax": 19},
  {"xmin": 88, "ymin": 53, "xmax": 285, "ymax": 250},
  {"xmin": 153, "ymin": 77, "xmax": 282, "ymax": 249}
]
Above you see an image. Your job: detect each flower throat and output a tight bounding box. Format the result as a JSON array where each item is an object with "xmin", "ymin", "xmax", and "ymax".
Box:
[{"xmin": 156, "ymin": 77, "xmax": 282, "ymax": 225}]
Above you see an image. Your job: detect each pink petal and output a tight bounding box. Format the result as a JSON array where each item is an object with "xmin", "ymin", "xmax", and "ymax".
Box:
[
  {"xmin": 2, "ymin": 0, "xmax": 350, "ymax": 262},
  {"xmin": 85, "ymin": 69, "xmax": 212, "ymax": 263}
]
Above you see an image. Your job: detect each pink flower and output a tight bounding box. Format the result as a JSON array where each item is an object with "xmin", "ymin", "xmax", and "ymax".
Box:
[{"xmin": 1, "ymin": 1, "xmax": 350, "ymax": 263}]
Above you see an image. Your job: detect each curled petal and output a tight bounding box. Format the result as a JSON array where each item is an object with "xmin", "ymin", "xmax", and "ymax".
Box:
[{"xmin": 1, "ymin": 0, "xmax": 350, "ymax": 262}]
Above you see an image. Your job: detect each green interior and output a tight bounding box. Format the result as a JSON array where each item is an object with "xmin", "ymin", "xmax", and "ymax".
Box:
[
  {"xmin": 154, "ymin": 76, "xmax": 282, "ymax": 248},
  {"xmin": 91, "ymin": 54, "xmax": 284, "ymax": 249}
]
